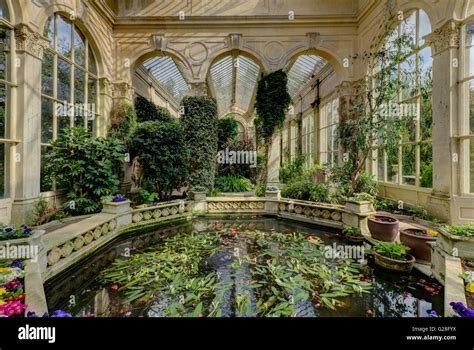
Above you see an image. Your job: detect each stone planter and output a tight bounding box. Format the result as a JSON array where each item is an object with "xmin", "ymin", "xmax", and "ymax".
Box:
[
  {"xmin": 0, "ymin": 229, "xmax": 45, "ymax": 260},
  {"xmin": 400, "ymin": 228, "xmax": 437, "ymax": 264},
  {"xmin": 437, "ymin": 227, "xmax": 474, "ymax": 259},
  {"xmin": 190, "ymin": 191, "xmax": 207, "ymax": 201},
  {"xmin": 265, "ymin": 190, "xmax": 281, "ymax": 199},
  {"xmin": 344, "ymin": 200, "xmax": 374, "ymax": 214},
  {"xmin": 346, "ymin": 234, "xmax": 365, "ymax": 244},
  {"xmin": 102, "ymin": 200, "xmax": 132, "ymax": 215},
  {"xmin": 374, "ymin": 251, "xmax": 415, "ymax": 273},
  {"xmin": 368, "ymin": 215, "xmax": 399, "ymax": 242}
]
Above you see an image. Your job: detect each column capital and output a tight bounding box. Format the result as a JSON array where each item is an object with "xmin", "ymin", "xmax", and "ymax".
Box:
[
  {"xmin": 112, "ymin": 81, "xmax": 134, "ymax": 102},
  {"xmin": 99, "ymin": 77, "xmax": 113, "ymax": 97},
  {"xmin": 15, "ymin": 23, "xmax": 49, "ymax": 60},
  {"xmin": 335, "ymin": 80, "xmax": 362, "ymax": 97},
  {"xmin": 425, "ymin": 20, "xmax": 461, "ymax": 56}
]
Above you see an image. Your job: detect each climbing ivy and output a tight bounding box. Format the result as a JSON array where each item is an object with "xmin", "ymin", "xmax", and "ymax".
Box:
[
  {"xmin": 135, "ymin": 95, "xmax": 173, "ymax": 122},
  {"xmin": 181, "ymin": 96, "xmax": 219, "ymax": 191}
]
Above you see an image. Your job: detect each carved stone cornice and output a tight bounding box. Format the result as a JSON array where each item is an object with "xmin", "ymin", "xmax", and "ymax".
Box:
[
  {"xmin": 425, "ymin": 20, "xmax": 461, "ymax": 55},
  {"xmin": 99, "ymin": 77, "xmax": 113, "ymax": 97},
  {"xmin": 14, "ymin": 23, "xmax": 49, "ymax": 59}
]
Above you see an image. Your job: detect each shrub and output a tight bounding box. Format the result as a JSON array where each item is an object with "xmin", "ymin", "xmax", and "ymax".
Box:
[
  {"xmin": 181, "ymin": 96, "xmax": 218, "ymax": 191},
  {"xmin": 135, "ymin": 95, "xmax": 172, "ymax": 122},
  {"xmin": 130, "ymin": 120, "xmax": 189, "ymax": 199},
  {"xmin": 255, "ymin": 184, "xmax": 265, "ymax": 197},
  {"xmin": 448, "ymin": 223, "xmax": 474, "ymax": 237},
  {"xmin": 108, "ymin": 103, "xmax": 137, "ymax": 144},
  {"xmin": 45, "ymin": 128, "xmax": 125, "ymax": 215},
  {"xmin": 281, "ymin": 181, "xmax": 332, "ymax": 203},
  {"xmin": 218, "ymin": 116, "xmax": 239, "ymax": 150},
  {"xmin": 349, "ymin": 192, "xmax": 376, "ymax": 204},
  {"xmin": 342, "ymin": 225, "xmax": 361, "ymax": 236},
  {"xmin": 33, "ymin": 197, "xmax": 67, "ymax": 226},
  {"xmin": 421, "ymin": 163, "xmax": 433, "ymax": 188},
  {"xmin": 375, "ymin": 242, "xmax": 411, "ymax": 261},
  {"xmin": 129, "ymin": 190, "xmax": 160, "ymax": 206},
  {"xmin": 214, "ymin": 176, "xmax": 253, "ymax": 193},
  {"xmin": 279, "ymin": 155, "xmax": 306, "ymax": 184},
  {"xmin": 309, "ymin": 183, "xmax": 332, "ymax": 203}
]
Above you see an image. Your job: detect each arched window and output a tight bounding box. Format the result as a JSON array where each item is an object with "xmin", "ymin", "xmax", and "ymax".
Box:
[
  {"xmin": 375, "ymin": 9, "xmax": 433, "ymax": 188},
  {"xmin": 464, "ymin": 21, "xmax": 474, "ymax": 193},
  {"xmin": 0, "ymin": 2, "xmax": 15, "ymax": 199},
  {"xmin": 41, "ymin": 13, "xmax": 99, "ymax": 192}
]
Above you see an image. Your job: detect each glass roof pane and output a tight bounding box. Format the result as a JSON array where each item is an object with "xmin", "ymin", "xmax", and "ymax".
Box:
[
  {"xmin": 236, "ymin": 56, "xmax": 260, "ymax": 112},
  {"xmin": 142, "ymin": 56, "xmax": 190, "ymax": 104},
  {"xmin": 209, "ymin": 55, "xmax": 233, "ymax": 115},
  {"xmin": 287, "ymin": 55, "xmax": 328, "ymax": 98}
]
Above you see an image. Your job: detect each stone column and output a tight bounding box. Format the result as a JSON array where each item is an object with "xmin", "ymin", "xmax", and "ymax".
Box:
[
  {"xmin": 267, "ymin": 131, "xmax": 281, "ymax": 185},
  {"xmin": 11, "ymin": 24, "xmax": 49, "ymax": 225},
  {"xmin": 97, "ymin": 77, "xmax": 113, "ymax": 137},
  {"xmin": 424, "ymin": 21, "xmax": 460, "ymax": 222}
]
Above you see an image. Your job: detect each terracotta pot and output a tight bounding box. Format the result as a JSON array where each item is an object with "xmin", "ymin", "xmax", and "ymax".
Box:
[
  {"xmin": 374, "ymin": 251, "xmax": 415, "ymax": 273},
  {"xmin": 400, "ymin": 228, "xmax": 437, "ymax": 264},
  {"xmin": 368, "ymin": 215, "xmax": 399, "ymax": 242}
]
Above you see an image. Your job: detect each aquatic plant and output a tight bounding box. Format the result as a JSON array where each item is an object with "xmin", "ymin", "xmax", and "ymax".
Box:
[{"xmin": 100, "ymin": 229, "xmax": 371, "ymax": 317}]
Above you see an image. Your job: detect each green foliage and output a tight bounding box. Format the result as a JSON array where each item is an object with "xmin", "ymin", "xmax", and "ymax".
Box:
[
  {"xmin": 135, "ymin": 95, "xmax": 172, "ymax": 122},
  {"xmin": 33, "ymin": 197, "xmax": 67, "ymax": 226},
  {"xmin": 181, "ymin": 96, "xmax": 219, "ymax": 191},
  {"xmin": 130, "ymin": 190, "xmax": 160, "ymax": 206},
  {"xmin": 255, "ymin": 70, "xmax": 291, "ymax": 142},
  {"xmin": 375, "ymin": 242, "xmax": 411, "ymax": 261},
  {"xmin": 330, "ymin": 163, "xmax": 377, "ymax": 199},
  {"xmin": 255, "ymin": 184, "xmax": 265, "ymax": 197},
  {"xmin": 279, "ymin": 155, "xmax": 306, "ymax": 184},
  {"xmin": 448, "ymin": 223, "xmax": 474, "ymax": 237},
  {"xmin": 420, "ymin": 163, "xmax": 433, "ymax": 188},
  {"xmin": 206, "ymin": 188, "xmax": 220, "ymax": 197},
  {"xmin": 349, "ymin": 192, "xmax": 376, "ymax": 204},
  {"xmin": 217, "ymin": 116, "xmax": 239, "ymax": 150},
  {"xmin": 108, "ymin": 103, "xmax": 138, "ymax": 144},
  {"xmin": 129, "ymin": 120, "xmax": 189, "ymax": 199},
  {"xmin": 281, "ymin": 180, "xmax": 331, "ymax": 203},
  {"xmin": 214, "ymin": 176, "xmax": 253, "ymax": 193},
  {"xmin": 342, "ymin": 225, "xmax": 361, "ymax": 236},
  {"xmin": 45, "ymin": 128, "xmax": 125, "ymax": 215},
  {"xmin": 0, "ymin": 224, "xmax": 32, "ymax": 241}
]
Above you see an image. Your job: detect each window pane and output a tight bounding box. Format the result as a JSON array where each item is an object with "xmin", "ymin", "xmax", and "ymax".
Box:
[
  {"xmin": 88, "ymin": 46, "xmax": 97, "ymax": 75},
  {"xmin": 0, "ymin": 30, "xmax": 7, "ymax": 81},
  {"xmin": 74, "ymin": 27, "xmax": 86, "ymax": 67},
  {"xmin": 387, "ymin": 146, "xmax": 399, "ymax": 183},
  {"xmin": 0, "ymin": 143, "xmax": 5, "ymax": 197},
  {"xmin": 44, "ymin": 15, "xmax": 55, "ymax": 48},
  {"xmin": 470, "ymin": 81, "xmax": 474, "ymax": 134},
  {"xmin": 467, "ymin": 22, "xmax": 474, "ymax": 77},
  {"xmin": 57, "ymin": 58, "xmax": 70, "ymax": 102},
  {"xmin": 401, "ymin": 55, "xmax": 417, "ymax": 99},
  {"xmin": 57, "ymin": 15, "xmax": 72, "ymax": 58},
  {"xmin": 421, "ymin": 94, "xmax": 432, "ymax": 140},
  {"xmin": 401, "ymin": 11, "xmax": 416, "ymax": 52},
  {"xmin": 377, "ymin": 149, "xmax": 385, "ymax": 181},
  {"xmin": 42, "ymin": 50, "xmax": 54, "ymax": 96},
  {"xmin": 41, "ymin": 98, "xmax": 53, "ymax": 143},
  {"xmin": 402, "ymin": 144, "xmax": 416, "ymax": 185},
  {"xmin": 0, "ymin": 84, "xmax": 5, "ymax": 139},
  {"xmin": 471, "ymin": 139, "xmax": 474, "ymax": 193},
  {"xmin": 418, "ymin": 10, "xmax": 431, "ymax": 46},
  {"xmin": 41, "ymin": 146, "xmax": 53, "ymax": 192},
  {"xmin": 419, "ymin": 47, "xmax": 432, "ymax": 90},
  {"xmin": 420, "ymin": 143, "xmax": 432, "ymax": 188},
  {"xmin": 58, "ymin": 110, "xmax": 70, "ymax": 137}
]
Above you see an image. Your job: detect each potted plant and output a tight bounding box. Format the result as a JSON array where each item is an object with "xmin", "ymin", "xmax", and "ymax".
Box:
[
  {"xmin": 368, "ymin": 215, "xmax": 399, "ymax": 242},
  {"xmin": 373, "ymin": 242, "xmax": 415, "ymax": 273},
  {"xmin": 345, "ymin": 193, "xmax": 375, "ymax": 214},
  {"xmin": 437, "ymin": 223, "xmax": 474, "ymax": 259},
  {"xmin": 265, "ymin": 186, "xmax": 280, "ymax": 199},
  {"xmin": 189, "ymin": 186, "xmax": 207, "ymax": 201},
  {"xmin": 400, "ymin": 228, "xmax": 438, "ymax": 264},
  {"xmin": 102, "ymin": 195, "xmax": 132, "ymax": 215},
  {"xmin": 342, "ymin": 225, "xmax": 364, "ymax": 243}
]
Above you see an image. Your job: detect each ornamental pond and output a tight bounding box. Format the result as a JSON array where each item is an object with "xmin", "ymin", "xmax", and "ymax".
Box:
[{"xmin": 45, "ymin": 216, "xmax": 444, "ymax": 317}]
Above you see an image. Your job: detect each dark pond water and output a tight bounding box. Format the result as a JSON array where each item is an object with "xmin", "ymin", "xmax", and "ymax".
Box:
[{"xmin": 45, "ymin": 216, "xmax": 444, "ymax": 317}]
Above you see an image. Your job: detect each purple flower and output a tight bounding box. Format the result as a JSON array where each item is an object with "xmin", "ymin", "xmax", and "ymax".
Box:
[
  {"xmin": 10, "ymin": 260, "xmax": 23, "ymax": 269},
  {"xmin": 3, "ymin": 226, "xmax": 13, "ymax": 233},
  {"xmin": 51, "ymin": 309, "xmax": 72, "ymax": 318},
  {"xmin": 23, "ymin": 227, "xmax": 32, "ymax": 235},
  {"xmin": 112, "ymin": 195, "xmax": 127, "ymax": 203},
  {"xmin": 450, "ymin": 302, "xmax": 474, "ymax": 318}
]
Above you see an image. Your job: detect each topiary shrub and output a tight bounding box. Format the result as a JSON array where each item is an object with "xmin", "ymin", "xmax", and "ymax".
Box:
[
  {"xmin": 135, "ymin": 95, "xmax": 172, "ymax": 122},
  {"xmin": 45, "ymin": 128, "xmax": 125, "ymax": 215},
  {"xmin": 129, "ymin": 120, "xmax": 189, "ymax": 199},
  {"xmin": 181, "ymin": 96, "xmax": 218, "ymax": 191},
  {"xmin": 218, "ymin": 116, "xmax": 239, "ymax": 150}
]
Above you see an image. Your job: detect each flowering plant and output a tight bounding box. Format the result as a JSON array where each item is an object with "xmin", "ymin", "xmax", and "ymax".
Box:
[
  {"xmin": 0, "ymin": 224, "xmax": 32, "ymax": 241},
  {"xmin": 266, "ymin": 186, "xmax": 279, "ymax": 191},
  {"xmin": 0, "ymin": 260, "xmax": 26, "ymax": 317},
  {"xmin": 112, "ymin": 194, "xmax": 128, "ymax": 202}
]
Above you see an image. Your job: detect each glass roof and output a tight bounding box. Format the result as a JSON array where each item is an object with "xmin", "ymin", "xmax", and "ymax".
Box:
[
  {"xmin": 287, "ymin": 55, "xmax": 328, "ymax": 98},
  {"xmin": 142, "ymin": 56, "xmax": 191, "ymax": 104},
  {"xmin": 209, "ymin": 54, "xmax": 260, "ymax": 116}
]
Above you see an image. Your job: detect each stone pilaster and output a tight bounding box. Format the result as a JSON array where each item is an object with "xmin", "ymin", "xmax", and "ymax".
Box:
[
  {"xmin": 12, "ymin": 24, "xmax": 50, "ymax": 225},
  {"xmin": 189, "ymin": 81, "xmax": 208, "ymax": 96},
  {"xmin": 424, "ymin": 20, "xmax": 461, "ymax": 223}
]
